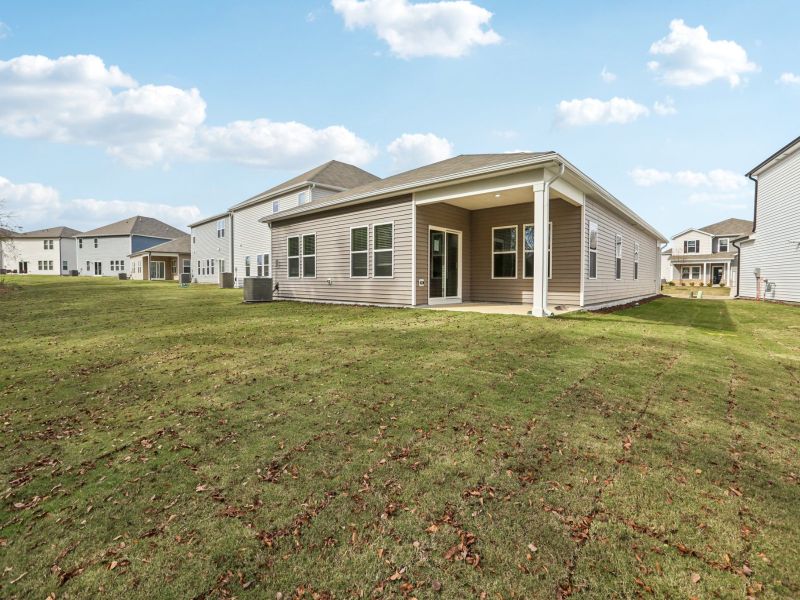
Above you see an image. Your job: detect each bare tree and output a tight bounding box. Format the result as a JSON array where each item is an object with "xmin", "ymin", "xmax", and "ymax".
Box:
[{"xmin": 0, "ymin": 198, "xmax": 20, "ymax": 279}]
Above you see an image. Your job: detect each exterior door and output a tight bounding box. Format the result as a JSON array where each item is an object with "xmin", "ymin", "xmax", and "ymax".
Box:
[
  {"xmin": 18, "ymin": 261, "xmax": 28, "ymax": 274},
  {"xmin": 94, "ymin": 262, "xmax": 102, "ymax": 275},
  {"xmin": 149, "ymin": 260, "xmax": 165, "ymax": 280},
  {"xmin": 712, "ymin": 266, "xmax": 723, "ymax": 285},
  {"xmin": 429, "ymin": 228, "xmax": 461, "ymax": 304}
]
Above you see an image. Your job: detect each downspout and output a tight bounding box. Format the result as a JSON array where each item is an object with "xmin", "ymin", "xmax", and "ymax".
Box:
[
  {"xmin": 748, "ymin": 174, "xmax": 758, "ymax": 233},
  {"xmin": 731, "ymin": 237, "xmax": 742, "ymax": 298},
  {"xmin": 532, "ymin": 161, "xmax": 565, "ymax": 316}
]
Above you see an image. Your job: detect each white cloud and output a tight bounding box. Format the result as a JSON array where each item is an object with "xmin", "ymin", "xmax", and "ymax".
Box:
[
  {"xmin": 199, "ymin": 120, "xmax": 377, "ymax": 169},
  {"xmin": 685, "ymin": 192, "xmax": 749, "ymax": 210},
  {"xmin": 331, "ymin": 0, "xmax": 501, "ymax": 58},
  {"xmin": 777, "ymin": 72, "xmax": 800, "ymax": 85},
  {"xmin": 0, "ymin": 53, "xmax": 376, "ymax": 170},
  {"xmin": 0, "ymin": 175, "xmax": 200, "ymax": 231},
  {"xmin": 648, "ymin": 19, "xmax": 758, "ymax": 87},
  {"xmin": 653, "ymin": 97, "xmax": 677, "ymax": 115},
  {"xmin": 600, "ymin": 66, "xmax": 617, "ymax": 83},
  {"xmin": 386, "ymin": 132, "xmax": 454, "ymax": 171},
  {"xmin": 630, "ymin": 168, "xmax": 746, "ymax": 191},
  {"xmin": 555, "ymin": 97, "xmax": 650, "ymax": 127}
]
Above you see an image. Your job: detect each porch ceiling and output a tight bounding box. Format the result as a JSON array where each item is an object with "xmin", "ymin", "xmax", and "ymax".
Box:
[{"xmin": 438, "ymin": 186, "xmax": 570, "ymax": 211}]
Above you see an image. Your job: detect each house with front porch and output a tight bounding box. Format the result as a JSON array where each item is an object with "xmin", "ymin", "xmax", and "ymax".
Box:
[
  {"xmin": 128, "ymin": 235, "xmax": 191, "ymax": 281},
  {"xmin": 259, "ymin": 153, "xmax": 666, "ymax": 315},
  {"xmin": 662, "ymin": 218, "xmax": 752, "ymax": 286}
]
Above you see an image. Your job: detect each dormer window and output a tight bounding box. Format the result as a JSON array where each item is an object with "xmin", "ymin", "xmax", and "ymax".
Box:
[
  {"xmin": 684, "ymin": 240, "xmax": 699, "ymax": 253},
  {"xmin": 718, "ymin": 238, "xmax": 729, "ymax": 252}
]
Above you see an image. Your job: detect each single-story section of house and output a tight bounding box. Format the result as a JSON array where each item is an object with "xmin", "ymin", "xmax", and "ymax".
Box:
[
  {"xmin": 128, "ymin": 235, "xmax": 191, "ymax": 281},
  {"xmin": 259, "ymin": 153, "xmax": 667, "ymax": 316}
]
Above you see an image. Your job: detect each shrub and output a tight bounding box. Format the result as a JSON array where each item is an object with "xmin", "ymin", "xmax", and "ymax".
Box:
[{"xmin": 689, "ymin": 281, "xmax": 696, "ymax": 287}]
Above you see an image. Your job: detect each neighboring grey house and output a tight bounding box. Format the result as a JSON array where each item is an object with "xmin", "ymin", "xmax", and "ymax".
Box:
[
  {"xmin": 129, "ymin": 235, "xmax": 191, "ymax": 281},
  {"xmin": 259, "ymin": 153, "xmax": 666, "ymax": 315},
  {"xmin": 75, "ymin": 216, "xmax": 186, "ymax": 277},
  {"xmin": 188, "ymin": 213, "xmax": 231, "ymax": 284},
  {"xmin": 737, "ymin": 135, "xmax": 800, "ymax": 302},
  {"xmin": 228, "ymin": 160, "xmax": 379, "ymax": 287},
  {"xmin": 1, "ymin": 226, "xmax": 82, "ymax": 275},
  {"xmin": 661, "ymin": 218, "xmax": 752, "ymax": 286}
]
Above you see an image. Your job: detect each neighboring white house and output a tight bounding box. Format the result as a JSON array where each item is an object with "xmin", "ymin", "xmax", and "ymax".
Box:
[
  {"xmin": 737, "ymin": 135, "xmax": 800, "ymax": 302},
  {"xmin": 1, "ymin": 226, "xmax": 82, "ymax": 275},
  {"xmin": 75, "ymin": 216, "xmax": 186, "ymax": 277},
  {"xmin": 188, "ymin": 213, "xmax": 231, "ymax": 284},
  {"xmin": 661, "ymin": 218, "xmax": 752, "ymax": 286},
  {"xmin": 228, "ymin": 160, "xmax": 379, "ymax": 287}
]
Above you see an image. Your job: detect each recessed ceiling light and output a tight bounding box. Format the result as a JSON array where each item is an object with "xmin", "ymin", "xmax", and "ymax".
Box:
[{"xmin": 495, "ymin": 194, "xmax": 501, "ymax": 198}]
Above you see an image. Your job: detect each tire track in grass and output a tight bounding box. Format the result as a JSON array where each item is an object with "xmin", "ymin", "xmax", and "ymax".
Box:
[{"xmin": 556, "ymin": 347, "xmax": 681, "ymax": 599}]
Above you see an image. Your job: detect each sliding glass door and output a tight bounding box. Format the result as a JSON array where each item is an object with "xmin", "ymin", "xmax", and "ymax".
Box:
[{"xmin": 429, "ymin": 228, "xmax": 461, "ymax": 304}]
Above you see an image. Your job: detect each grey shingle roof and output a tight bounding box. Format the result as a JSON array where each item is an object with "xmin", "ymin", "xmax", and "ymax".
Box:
[
  {"xmin": 669, "ymin": 252, "xmax": 737, "ymax": 262},
  {"xmin": 263, "ymin": 153, "xmax": 554, "ymax": 222},
  {"xmin": 188, "ymin": 212, "xmax": 229, "ymax": 229},
  {"xmin": 129, "ymin": 235, "xmax": 190, "ymax": 256},
  {"xmin": 698, "ymin": 218, "xmax": 753, "ymax": 237},
  {"xmin": 16, "ymin": 226, "xmax": 83, "ymax": 238},
  {"xmin": 229, "ymin": 160, "xmax": 380, "ymax": 211},
  {"xmin": 78, "ymin": 216, "xmax": 186, "ymax": 239}
]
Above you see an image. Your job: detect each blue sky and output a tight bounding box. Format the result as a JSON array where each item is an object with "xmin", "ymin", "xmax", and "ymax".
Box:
[{"xmin": 0, "ymin": 0, "xmax": 798, "ymax": 238}]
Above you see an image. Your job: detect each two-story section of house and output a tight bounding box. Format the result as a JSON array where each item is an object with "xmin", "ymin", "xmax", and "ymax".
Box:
[
  {"xmin": 2, "ymin": 226, "xmax": 82, "ymax": 275},
  {"xmin": 189, "ymin": 213, "xmax": 231, "ymax": 284},
  {"xmin": 662, "ymin": 218, "xmax": 752, "ymax": 286},
  {"xmin": 228, "ymin": 160, "xmax": 380, "ymax": 287},
  {"xmin": 75, "ymin": 216, "xmax": 186, "ymax": 277},
  {"xmin": 737, "ymin": 135, "xmax": 800, "ymax": 302}
]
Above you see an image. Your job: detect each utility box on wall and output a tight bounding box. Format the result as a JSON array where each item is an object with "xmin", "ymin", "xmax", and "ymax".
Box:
[{"xmin": 243, "ymin": 277, "xmax": 272, "ymax": 302}]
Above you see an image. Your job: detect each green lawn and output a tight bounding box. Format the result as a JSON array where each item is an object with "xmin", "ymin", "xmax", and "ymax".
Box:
[{"xmin": 1, "ymin": 276, "xmax": 798, "ymax": 599}]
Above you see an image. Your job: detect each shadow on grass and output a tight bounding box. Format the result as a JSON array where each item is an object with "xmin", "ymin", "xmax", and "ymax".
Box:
[{"xmin": 561, "ymin": 297, "xmax": 738, "ymax": 332}]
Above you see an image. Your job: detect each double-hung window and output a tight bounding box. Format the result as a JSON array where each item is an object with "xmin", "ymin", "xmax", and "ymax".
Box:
[
  {"xmin": 272, "ymin": 200, "xmax": 280, "ymax": 214},
  {"xmin": 373, "ymin": 223, "xmax": 393, "ymax": 277},
  {"xmin": 287, "ymin": 237, "xmax": 300, "ymax": 278},
  {"xmin": 302, "ymin": 235, "xmax": 316, "ymax": 278},
  {"xmin": 94, "ymin": 238, "xmax": 98, "ymax": 248},
  {"xmin": 183, "ymin": 259, "xmax": 191, "ymax": 275},
  {"xmin": 43, "ymin": 239, "xmax": 53, "ymax": 250},
  {"xmin": 256, "ymin": 254, "xmax": 270, "ymax": 277},
  {"xmin": 523, "ymin": 222, "xmax": 552, "ymax": 279},
  {"xmin": 718, "ymin": 238, "xmax": 729, "ymax": 252},
  {"xmin": 62, "ymin": 260, "xmax": 68, "ymax": 271},
  {"xmin": 684, "ymin": 240, "xmax": 699, "ymax": 253},
  {"xmin": 350, "ymin": 226, "xmax": 368, "ymax": 277},
  {"xmin": 588, "ymin": 221, "xmax": 598, "ymax": 279},
  {"xmin": 492, "ymin": 226, "xmax": 517, "ymax": 278},
  {"xmin": 614, "ymin": 234, "xmax": 622, "ymax": 279},
  {"xmin": 217, "ymin": 219, "xmax": 226, "ymax": 238},
  {"xmin": 297, "ymin": 191, "xmax": 308, "ymax": 205},
  {"xmin": 634, "ymin": 242, "xmax": 640, "ymax": 280},
  {"xmin": 244, "ymin": 256, "xmax": 251, "ymax": 277},
  {"xmin": 78, "ymin": 239, "xmax": 83, "ymax": 249}
]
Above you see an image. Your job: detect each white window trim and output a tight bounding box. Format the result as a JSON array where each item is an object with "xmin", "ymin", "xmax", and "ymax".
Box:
[
  {"xmin": 685, "ymin": 239, "xmax": 699, "ymax": 254},
  {"xmin": 634, "ymin": 242, "xmax": 640, "ymax": 280},
  {"xmin": 718, "ymin": 238, "xmax": 729, "ymax": 252},
  {"xmin": 615, "ymin": 234, "xmax": 623, "ymax": 280},
  {"xmin": 349, "ymin": 225, "xmax": 370, "ymax": 279},
  {"xmin": 217, "ymin": 219, "xmax": 226, "ymax": 238},
  {"xmin": 588, "ymin": 221, "xmax": 599, "ymax": 280},
  {"xmin": 287, "ymin": 236, "xmax": 301, "ymax": 279},
  {"xmin": 301, "ymin": 233, "xmax": 317, "ymax": 279},
  {"xmin": 272, "ymin": 200, "xmax": 280, "ymax": 214},
  {"xmin": 372, "ymin": 222, "xmax": 395, "ymax": 279},
  {"xmin": 491, "ymin": 225, "xmax": 518, "ymax": 279},
  {"xmin": 522, "ymin": 222, "xmax": 552, "ymax": 280}
]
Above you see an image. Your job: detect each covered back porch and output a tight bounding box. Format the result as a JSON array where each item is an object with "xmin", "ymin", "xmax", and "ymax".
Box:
[
  {"xmin": 129, "ymin": 236, "xmax": 191, "ymax": 282},
  {"xmin": 412, "ymin": 166, "xmax": 585, "ymax": 315}
]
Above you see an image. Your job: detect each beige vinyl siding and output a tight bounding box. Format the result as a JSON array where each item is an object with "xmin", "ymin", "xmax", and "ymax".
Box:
[
  {"xmin": 272, "ymin": 195, "xmax": 413, "ymax": 305},
  {"xmin": 191, "ymin": 216, "xmax": 231, "ymax": 284},
  {"xmin": 738, "ymin": 149, "xmax": 800, "ymax": 302},
  {"xmin": 468, "ymin": 200, "xmax": 581, "ymax": 305},
  {"xmin": 415, "ymin": 202, "xmax": 472, "ymax": 305},
  {"xmin": 232, "ymin": 186, "xmax": 313, "ymax": 286},
  {"xmin": 672, "ymin": 230, "xmax": 713, "ymax": 255},
  {"xmin": 583, "ymin": 196, "xmax": 659, "ymax": 305}
]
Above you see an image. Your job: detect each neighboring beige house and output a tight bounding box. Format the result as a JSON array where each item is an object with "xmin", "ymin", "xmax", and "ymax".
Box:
[
  {"xmin": 737, "ymin": 135, "xmax": 800, "ymax": 302},
  {"xmin": 661, "ymin": 218, "xmax": 752, "ymax": 286},
  {"xmin": 228, "ymin": 160, "xmax": 379, "ymax": 287},
  {"xmin": 259, "ymin": 153, "xmax": 666, "ymax": 315},
  {"xmin": 129, "ymin": 235, "xmax": 191, "ymax": 281},
  {"xmin": 188, "ymin": 213, "xmax": 231, "ymax": 284},
  {"xmin": 75, "ymin": 216, "xmax": 186, "ymax": 277},
  {"xmin": 1, "ymin": 226, "xmax": 82, "ymax": 275}
]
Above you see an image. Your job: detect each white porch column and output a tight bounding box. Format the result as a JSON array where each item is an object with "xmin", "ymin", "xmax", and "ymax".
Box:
[
  {"xmin": 532, "ymin": 182, "xmax": 549, "ymax": 317},
  {"xmin": 702, "ymin": 262, "xmax": 706, "ymax": 284}
]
